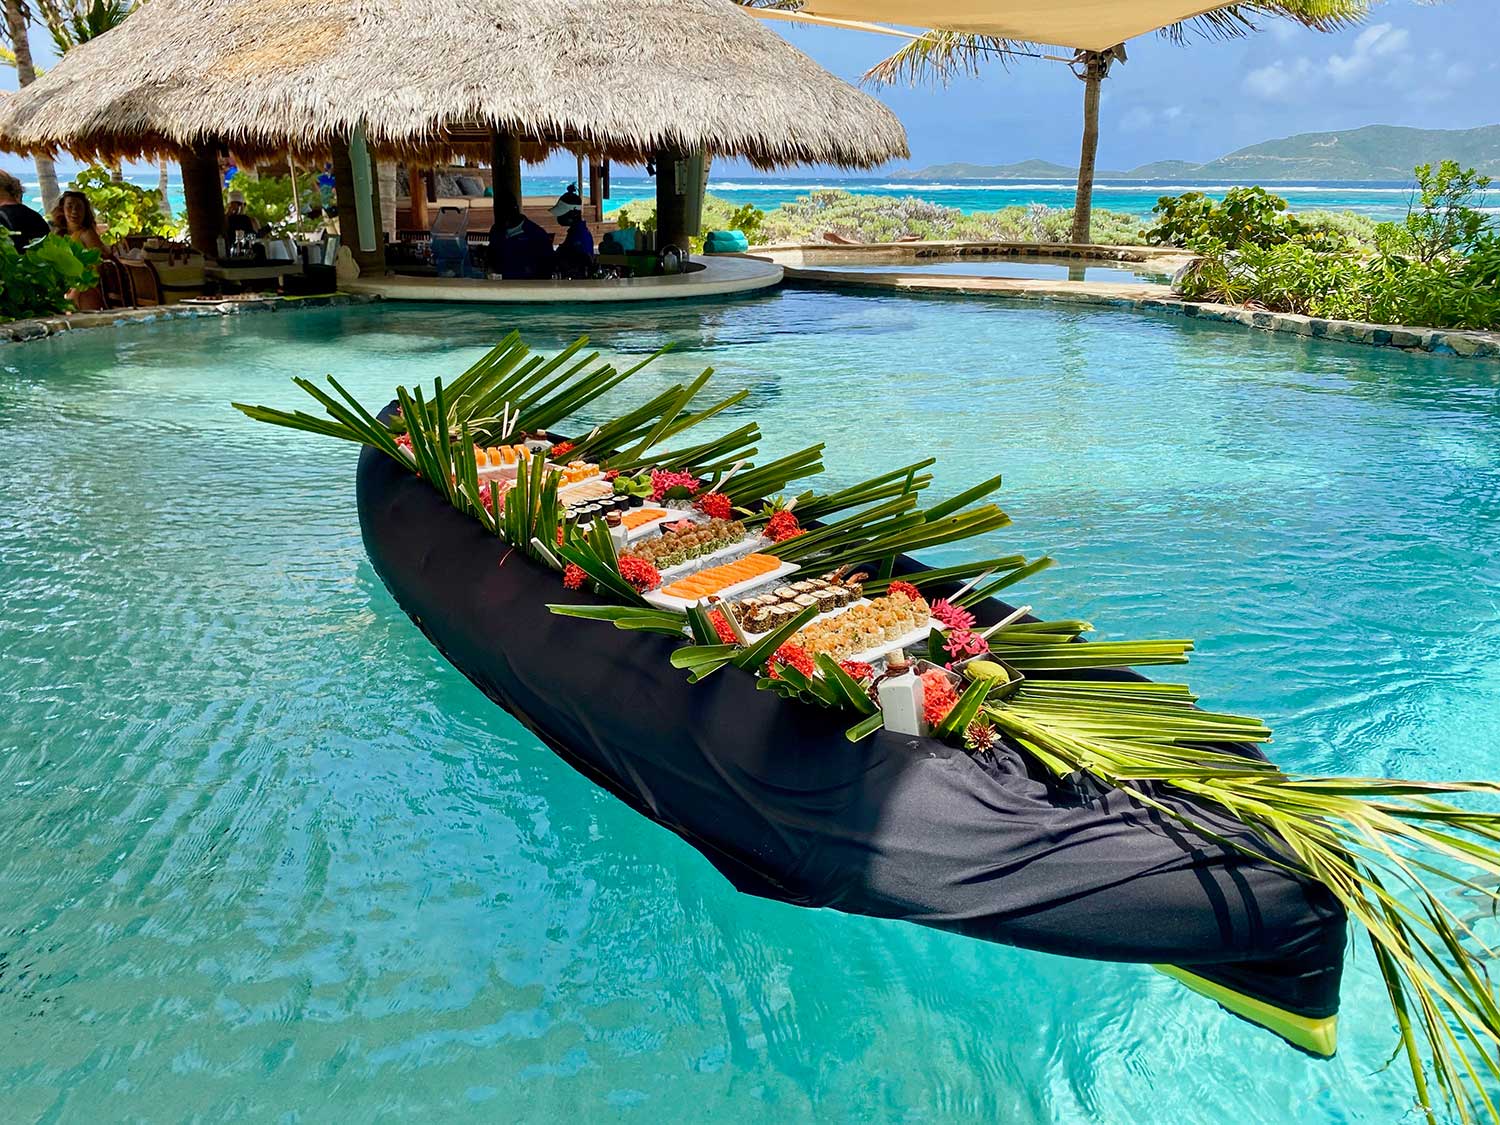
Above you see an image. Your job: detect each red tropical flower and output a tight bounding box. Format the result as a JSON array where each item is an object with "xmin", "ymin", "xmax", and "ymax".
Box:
[
  {"xmin": 765, "ymin": 509, "xmax": 801, "ymax": 542},
  {"xmin": 617, "ymin": 554, "xmax": 662, "ymax": 592},
  {"xmin": 708, "ymin": 610, "xmax": 739, "ymax": 645},
  {"xmin": 921, "ymin": 669, "xmax": 959, "ymax": 727},
  {"xmin": 838, "ymin": 660, "xmax": 875, "ymax": 682},
  {"xmin": 887, "ymin": 580, "xmax": 923, "ymax": 603},
  {"xmin": 550, "ymin": 441, "xmax": 575, "ymax": 458},
  {"xmin": 766, "ymin": 642, "xmax": 815, "ymax": 680},
  {"xmin": 694, "ymin": 491, "xmax": 733, "ymax": 520},
  {"xmin": 562, "ymin": 563, "xmax": 587, "ymax": 590}
]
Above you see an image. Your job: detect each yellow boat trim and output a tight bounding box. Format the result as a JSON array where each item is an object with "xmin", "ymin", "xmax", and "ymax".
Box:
[{"xmin": 1155, "ymin": 965, "xmax": 1338, "ymax": 1058}]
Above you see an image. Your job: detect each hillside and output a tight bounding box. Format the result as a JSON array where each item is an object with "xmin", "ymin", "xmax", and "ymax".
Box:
[
  {"xmin": 895, "ymin": 124, "xmax": 1500, "ymax": 182},
  {"xmin": 1195, "ymin": 125, "xmax": 1500, "ymax": 180}
]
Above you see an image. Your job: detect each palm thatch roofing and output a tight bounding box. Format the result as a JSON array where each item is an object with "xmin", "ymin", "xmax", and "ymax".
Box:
[{"xmin": 0, "ymin": 0, "xmax": 908, "ymax": 169}]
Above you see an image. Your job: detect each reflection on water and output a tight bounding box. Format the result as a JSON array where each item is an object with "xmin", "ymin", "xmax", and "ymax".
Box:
[{"xmin": 2, "ymin": 295, "xmax": 1498, "ymax": 1120}]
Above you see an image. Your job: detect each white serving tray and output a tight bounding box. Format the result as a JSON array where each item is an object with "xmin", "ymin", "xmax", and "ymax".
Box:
[
  {"xmin": 656, "ymin": 534, "xmax": 770, "ymax": 582},
  {"xmin": 737, "ymin": 598, "xmax": 943, "ymax": 667},
  {"xmin": 644, "ymin": 560, "xmax": 800, "ymax": 613},
  {"xmin": 624, "ymin": 508, "xmax": 693, "ymax": 542}
]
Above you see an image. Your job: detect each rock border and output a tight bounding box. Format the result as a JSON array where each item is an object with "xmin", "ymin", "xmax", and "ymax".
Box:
[{"xmin": 0, "ymin": 292, "xmax": 381, "ymax": 345}]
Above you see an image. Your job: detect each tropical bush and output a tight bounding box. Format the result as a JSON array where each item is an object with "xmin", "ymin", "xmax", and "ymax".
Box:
[
  {"xmin": 71, "ymin": 166, "xmax": 175, "ymax": 241},
  {"xmin": 610, "ymin": 193, "xmax": 767, "ymax": 251},
  {"xmin": 0, "ymin": 233, "xmax": 102, "ymax": 321},
  {"xmin": 753, "ymin": 190, "xmax": 1146, "ymax": 246},
  {"xmin": 1163, "ymin": 163, "xmax": 1498, "ymax": 330},
  {"xmin": 226, "ymin": 172, "xmax": 298, "ymax": 231},
  {"xmin": 611, "ymin": 190, "xmax": 1147, "ymax": 248}
]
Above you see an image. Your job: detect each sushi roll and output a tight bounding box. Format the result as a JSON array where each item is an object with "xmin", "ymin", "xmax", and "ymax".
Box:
[
  {"xmin": 813, "ymin": 588, "xmax": 842, "ymax": 613},
  {"xmin": 794, "ymin": 593, "xmax": 819, "ymax": 613},
  {"xmin": 771, "ymin": 586, "xmax": 797, "ymax": 602}
]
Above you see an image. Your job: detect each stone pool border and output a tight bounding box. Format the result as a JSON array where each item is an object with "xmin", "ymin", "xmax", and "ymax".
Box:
[
  {"xmin": 0, "ymin": 292, "xmax": 381, "ymax": 345},
  {"xmin": 763, "ymin": 246, "xmax": 1499, "ymax": 360},
  {"xmin": 3, "ymin": 253, "xmax": 1496, "ymax": 360}
]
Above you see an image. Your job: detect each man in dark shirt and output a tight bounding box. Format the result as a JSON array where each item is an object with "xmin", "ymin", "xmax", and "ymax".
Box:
[
  {"xmin": 487, "ymin": 205, "xmax": 554, "ymax": 280},
  {"xmin": 0, "ymin": 169, "xmax": 51, "ymax": 250}
]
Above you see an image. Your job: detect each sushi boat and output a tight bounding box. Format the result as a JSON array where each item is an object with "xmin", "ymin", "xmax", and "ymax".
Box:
[
  {"xmin": 238, "ymin": 333, "xmax": 1500, "ymax": 1117},
  {"xmin": 355, "ymin": 435, "xmax": 1346, "ymax": 1055}
]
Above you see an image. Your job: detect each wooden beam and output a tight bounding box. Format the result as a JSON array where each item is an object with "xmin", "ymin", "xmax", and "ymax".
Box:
[
  {"xmin": 180, "ymin": 143, "xmax": 225, "ymax": 256},
  {"xmin": 409, "ymin": 164, "xmax": 430, "ymax": 229},
  {"xmin": 654, "ymin": 147, "xmax": 692, "ymax": 250},
  {"xmin": 489, "ymin": 130, "xmax": 523, "ymax": 219}
]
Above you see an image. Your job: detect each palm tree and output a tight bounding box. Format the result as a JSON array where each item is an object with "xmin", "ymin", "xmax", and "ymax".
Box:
[
  {"xmin": 858, "ymin": 2, "xmax": 1367, "ymax": 243},
  {"xmin": 2, "ymin": 0, "xmax": 62, "ymax": 211},
  {"xmin": 33, "ymin": 1, "xmax": 138, "ymax": 183}
]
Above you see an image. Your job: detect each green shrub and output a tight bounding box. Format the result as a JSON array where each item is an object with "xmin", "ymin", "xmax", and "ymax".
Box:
[
  {"xmin": 0, "ymin": 233, "xmax": 102, "ymax": 321},
  {"xmin": 71, "ymin": 166, "xmax": 175, "ymax": 241},
  {"xmin": 226, "ymin": 172, "xmax": 298, "ymax": 231},
  {"xmin": 1169, "ymin": 165, "xmax": 1498, "ymax": 331}
]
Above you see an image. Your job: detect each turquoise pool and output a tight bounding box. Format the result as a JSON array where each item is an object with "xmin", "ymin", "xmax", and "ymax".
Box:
[{"xmin": 4, "ymin": 294, "xmax": 1499, "ymax": 1121}]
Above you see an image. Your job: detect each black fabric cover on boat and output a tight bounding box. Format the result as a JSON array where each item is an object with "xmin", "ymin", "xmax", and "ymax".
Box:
[{"xmin": 356, "ymin": 438, "xmax": 1346, "ymax": 1022}]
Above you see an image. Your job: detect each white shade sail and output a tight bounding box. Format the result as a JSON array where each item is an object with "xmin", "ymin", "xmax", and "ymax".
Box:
[{"xmin": 788, "ymin": 0, "xmax": 1231, "ymax": 51}]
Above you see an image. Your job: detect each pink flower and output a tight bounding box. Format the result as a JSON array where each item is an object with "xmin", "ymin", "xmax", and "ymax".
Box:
[
  {"xmin": 649, "ymin": 469, "xmax": 701, "ymax": 502},
  {"xmin": 930, "ymin": 599, "xmax": 975, "ymax": 631},
  {"xmin": 943, "ymin": 628, "xmax": 990, "ymax": 661}
]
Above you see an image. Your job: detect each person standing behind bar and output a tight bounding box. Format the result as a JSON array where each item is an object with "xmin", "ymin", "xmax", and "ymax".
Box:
[
  {"xmin": 551, "ymin": 185, "xmax": 594, "ymax": 279},
  {"xmin": 0, "ymin": 169, "xmax": 51, "ymax": 249},
  {"xmin": 487, "ymin": 204, "xmax": 554, "ymax": 279}
]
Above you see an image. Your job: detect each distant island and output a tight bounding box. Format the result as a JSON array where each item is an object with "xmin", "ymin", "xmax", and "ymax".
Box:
[{"xmin": 893, "ymin": 124, "xmax": 1500, "ymax": 182}]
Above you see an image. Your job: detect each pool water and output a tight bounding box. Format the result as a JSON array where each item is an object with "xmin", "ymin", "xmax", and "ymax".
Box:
[
  {"xmin": 804, "ymin": 256, "xmax": 1171, "ymax": 284},
  {"xmin": 4, "ymin": 294, "xmax": 1499, "ymax": 1121}
]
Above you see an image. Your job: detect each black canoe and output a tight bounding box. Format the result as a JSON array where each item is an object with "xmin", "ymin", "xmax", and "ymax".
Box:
[{"xmin": 356, "ymin": 439, "xmax": 1347, "ymax": 1054}]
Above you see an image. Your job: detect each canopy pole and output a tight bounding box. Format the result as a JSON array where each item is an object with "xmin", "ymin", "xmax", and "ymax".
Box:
[
  {"xmin": 180, "ymin": 142, "xmax": 225, "ymax": 256},
  {"xmin": 331, "ymin": 133, "xmax": 386, "ymax": 274},
  {"xmin": 490, "ymin": 129, "xmax": 522, "ymax": 219}
]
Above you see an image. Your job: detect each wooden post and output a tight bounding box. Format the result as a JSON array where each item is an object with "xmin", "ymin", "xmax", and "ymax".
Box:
[
  {"xmin": 489, "ymin": 129, "xmax": 523, "ymax": 219},
  {"xmin": 654, "ymin": 147, "xmax": 691, "ymax": 250},
  {"xmin": 331, "ymin": 134, "xmax": 385, "ymax": 274},
  {"xmin": 180, "ymin": 143, "xmax": 225, "ymax": 256},
  {"xmin": 409, "ymin": 164, "xmax": 430, "ymax": 230}
]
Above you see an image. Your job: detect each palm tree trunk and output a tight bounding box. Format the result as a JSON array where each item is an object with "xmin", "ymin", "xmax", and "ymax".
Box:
[
  {"xmin": 3, "ymin": 0, "xmax": 61, "ymax": 211},
  {"xmin": 1069, "ymin": 52, "xmax": 1103, "ymax": 246},
  {"xmin": 157, "ymin": 157, "xmax": 173, "ymax": 219}
]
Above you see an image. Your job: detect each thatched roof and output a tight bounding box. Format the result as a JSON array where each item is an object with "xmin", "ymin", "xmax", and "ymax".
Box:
[{"xmin": 0, "ymin": 0, "xmax": 908, "ymax": 169}]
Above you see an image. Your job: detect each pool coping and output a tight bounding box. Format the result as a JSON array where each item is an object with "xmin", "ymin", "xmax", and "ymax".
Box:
[
  {"xmin": 3, "ymin": 252, "xmax": 1496, "ymax": 360},
  {"xmin": 0, "ymin": 292, "xmax": 381, "ymax": 346},
  {"xmin": 768, "ymin": 252, "xmax": 1500, "ymax": 360}
]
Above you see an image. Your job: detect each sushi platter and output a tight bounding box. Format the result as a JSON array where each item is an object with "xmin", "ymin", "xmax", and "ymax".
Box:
[{"xmin": 644, "ymin": 555, "xmax": 801, "ymax": 613}]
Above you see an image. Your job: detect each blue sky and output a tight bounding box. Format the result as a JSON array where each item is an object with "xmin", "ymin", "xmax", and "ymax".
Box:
[{"xmin": 3, "ymin": 0, "xmax": 1494, "ymax": 177}]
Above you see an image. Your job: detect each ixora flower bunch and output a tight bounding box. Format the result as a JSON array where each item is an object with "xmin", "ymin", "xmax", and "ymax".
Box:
[{"xmin": 238, "ymin": 328, "xmax": 1500, "ymax": 1122}]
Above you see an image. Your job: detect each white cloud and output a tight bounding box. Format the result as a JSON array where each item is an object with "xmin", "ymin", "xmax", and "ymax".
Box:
[
  {"xmin": 1119, "ymin": 104, "xmax": 1188, "ymax": 132},
  {"xmin": 1244, "ymin": 58, "xmax": 1313, "ymax": 100},
  {"xmin": 1326, "ymin": 23, "xmax": 1411, "ymax": 83}
]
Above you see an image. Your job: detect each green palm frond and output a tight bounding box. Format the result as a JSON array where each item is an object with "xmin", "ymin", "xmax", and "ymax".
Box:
[{"xmin": 862, "ymin": 29, "xmax": 1038, "ymax": 86}]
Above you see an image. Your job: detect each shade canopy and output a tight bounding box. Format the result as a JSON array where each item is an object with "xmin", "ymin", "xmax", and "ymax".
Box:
[
  {"xmin": 0, "ymin": 0, "xmax": 908, "ymax": 169},
  {"xmin": 790, "ymin": 0, "xmax": 1230, "ymax": 51}
]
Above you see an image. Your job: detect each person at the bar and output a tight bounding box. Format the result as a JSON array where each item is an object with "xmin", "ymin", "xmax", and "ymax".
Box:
[
  {"xmin": 487, "ymin": 203, "xmax": 554, "ymax": 279},
  {"xmin": 551, "ymin": 184, "xmax": 594, "ymax": 279}
]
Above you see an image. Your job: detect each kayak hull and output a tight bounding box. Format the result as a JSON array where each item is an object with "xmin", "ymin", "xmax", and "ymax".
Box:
[{"xmin": 356, "ymin": 440, "xmax": 1346, "ymax": 1047}]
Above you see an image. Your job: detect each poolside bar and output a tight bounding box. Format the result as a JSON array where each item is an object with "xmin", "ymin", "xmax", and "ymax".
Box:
[{"xmin": 0, "ymin": 0, "xmax": 907, "ymax": 303}]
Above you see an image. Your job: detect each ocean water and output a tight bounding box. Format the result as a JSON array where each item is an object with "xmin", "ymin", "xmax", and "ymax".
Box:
[
  {"xmin": 3, "ymin": 294, "xmax": 1500, "ymax": 1121},
  {"xmin": 12, "ymin": 171, "xmax": 1434, "ymax": 221},
  {"xmin": 807, "ymin": 257, "xmax": 1172, "ymax": 283}
]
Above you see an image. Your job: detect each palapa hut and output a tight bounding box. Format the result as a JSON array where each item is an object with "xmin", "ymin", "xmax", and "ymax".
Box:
[{"xmin": 0, "ymin": 0, "xmax": 907, "ymax": 267}]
